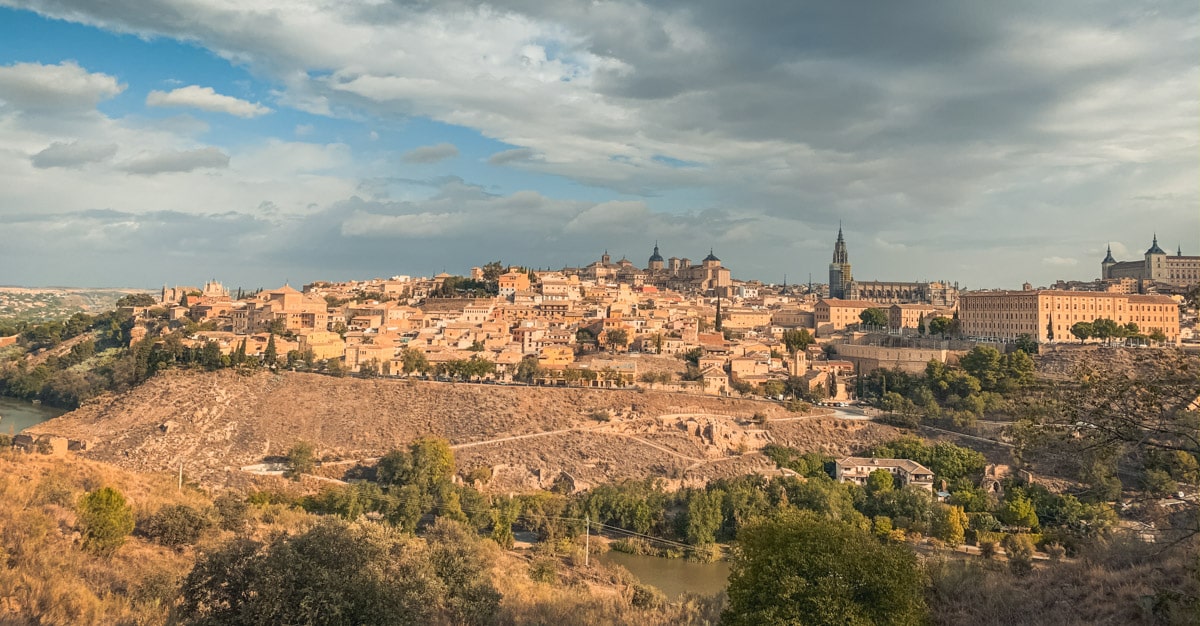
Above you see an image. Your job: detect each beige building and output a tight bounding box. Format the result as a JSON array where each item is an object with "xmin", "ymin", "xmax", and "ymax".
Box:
[
  {"xmin": 959, "ymin": 289, "xmax": 1180, "ymax": 343},
  {"xmin": 887, "ymin": 304, "xmax": 945, "ymax": 332},
  {"xmin": 815, "ymin": 299, "xmax": 880, "ymax": 334},
  {"xmin": 1102, "ymin": 236, "xmax": 1200, "ymax": 288},
  {"xmin": 835, "ymin": 457, "xmax": 934, "ymax": 492}
]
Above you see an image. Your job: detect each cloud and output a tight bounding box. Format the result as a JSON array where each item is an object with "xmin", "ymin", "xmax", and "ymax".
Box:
[
  {"xmin": 145, "ymin": 85, "xmax": 272, "ymax": 117},
  {"xmin": 400, "ymin": 142, "xmax": 459, "ymax": 164},
  {"xmin": 0, "ymin": 61, "xmax": 123, "ymax": 111},
  {"xmin": 488, "ymin": 147, "xmax": 536, "ymax": 165},
  {"xmin": 121, "ymin": 147, "xmax": 230, "ymax": 174},
  {"xmin": 1042, "ymin": 256, "xmax": 1079, "ymax": 267},
  {"xmin": 30, "ymin": 141, "xmax": 117, "ymax": 168}
]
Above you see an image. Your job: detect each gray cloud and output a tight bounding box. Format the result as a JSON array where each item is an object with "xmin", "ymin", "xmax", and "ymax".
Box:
[
  {"xmin": 400, "ymin": 142, "xmax": 459, "ymax": 164},
  {"xmin": 30, "ymin": 141, "xmax": 118, "ymax": 168},
  {"xmin": 0, "ymin": 60, "xmax": 124, "ymax": 111},
  {"xmin": 487, "ymin": 147, "xmax": 536, "ymax": 165},
  {"xmin": 2, "ymin": 0, "xmax": 1197, "ymax": 288},
  {"xmin": 121, "ymin": 147, "xmax": 230, "ymax": 175}
]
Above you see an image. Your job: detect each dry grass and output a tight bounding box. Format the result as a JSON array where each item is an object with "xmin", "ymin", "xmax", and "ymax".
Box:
[
  {"xmin": 927, "ymin": 536, "xmax": 1199, "ymax": 625},
  {"xmin": 0, "ymin": 451, "xmax": 201, "ymax": 625}
]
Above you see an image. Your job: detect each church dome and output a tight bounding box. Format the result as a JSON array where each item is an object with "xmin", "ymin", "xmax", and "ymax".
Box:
[
  {"xmin": 649, "ymin": 243, "xmax": 664, "ymax": 263},
  {"xmin": 703, "ymin": 249, "xmax": 720, "ymax": 262}
]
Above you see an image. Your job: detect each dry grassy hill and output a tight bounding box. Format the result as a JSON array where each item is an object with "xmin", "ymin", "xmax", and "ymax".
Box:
[{"xmin": 28, "ymin": 370, "xmax": 901, "ymax": 489}]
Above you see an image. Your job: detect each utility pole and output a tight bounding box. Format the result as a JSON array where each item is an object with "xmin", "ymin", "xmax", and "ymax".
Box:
[{"xmin": 585, "ymin": 515, "xmax": 590, "ymax": 567}]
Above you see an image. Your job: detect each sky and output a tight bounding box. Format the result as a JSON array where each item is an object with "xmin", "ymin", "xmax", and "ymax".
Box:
[{"xmin": 0, "ymin": 1, "xmax": 1196, "ymax": 290}]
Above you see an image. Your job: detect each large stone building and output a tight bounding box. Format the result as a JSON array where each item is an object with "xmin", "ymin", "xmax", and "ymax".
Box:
[
  {"xmin": 828, "ymin": 225, "xmax": 852, "ymax": 299},
  {"xmin": 1102, "ymin": 236, "xmax": 1200, "ymax": 289},
  {"xmin": 827, "ymin": 227, "xmax": 958, "ymax": 306},
  {"xmin": 958, "ymin": 289, "xmax": 1180, "ymax": 344}
]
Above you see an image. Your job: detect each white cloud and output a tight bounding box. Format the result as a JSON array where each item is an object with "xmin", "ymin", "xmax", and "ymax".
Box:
[
  {"xmin": 400, "ymin": 142, "xmax": 459, "ymax": 164},
  {"xmin": 294, "ymin": 123, "xmax": 314, "ymax": 136},
  {"xmin": 121, "ymin": 147, "xmax": 230, "ymax": 174},
  {"xmin": 146, "ymin": 85, "xmax": 272, "ymax": 118},
  {"xmin": 30, "ymin": 141, "xmax": 117, "ymax": 168},
  {"xmin": 0, "ymin": 61, "xmax": 123, "ymax": 111}
]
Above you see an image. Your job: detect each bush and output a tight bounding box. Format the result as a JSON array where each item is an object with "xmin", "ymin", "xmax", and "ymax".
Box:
[
  {"xmin": 1002, "ymin": 534, "xmax": 1035, "ymax": 576},
  {"xmin": 529, "ymin": 557, "xmax": 559, "ymax": 584},
  {"xmin": 77, "ymin": 486, "xmax": 135, "ymax": 556},
  {"xmin": 630, "ymin": 582, "xmax": 666, "ymax": 610},
  {"xmin": 285, "ymin": 440, "xmax": 317, "ymax": 479},
  {"xmin": 143, "ymin": 503, "xmax": 211, "ymax": 547},
  {"xmin": 214, "ymin": 493, "xmax": 250, "ymax": 531},
  {"xmin": 979, "ymin": 541, "xmax": 998, "ymax": 560}
]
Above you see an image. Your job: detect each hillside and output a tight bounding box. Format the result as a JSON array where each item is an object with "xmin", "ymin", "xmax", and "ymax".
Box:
[{"xmin": 28, "ymin": 370, "xmax": 902, "ymax": 488}]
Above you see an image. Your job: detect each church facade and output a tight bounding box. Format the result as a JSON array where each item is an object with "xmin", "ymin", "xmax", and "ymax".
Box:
[{"xmin": 827, "ymin": 227, "xmax": 958, "ymax": 306}]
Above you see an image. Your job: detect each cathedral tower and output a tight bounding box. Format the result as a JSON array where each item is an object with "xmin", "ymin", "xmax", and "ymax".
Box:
[{"xmin": 828, "ymin": 224, "xmax": 852, "ymax": 298}]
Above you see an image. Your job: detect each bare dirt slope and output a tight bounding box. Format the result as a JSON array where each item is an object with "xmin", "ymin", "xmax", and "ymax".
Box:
[{"xmin": 29, "ymin": 370, "xmax": 903, "ymax": 489}]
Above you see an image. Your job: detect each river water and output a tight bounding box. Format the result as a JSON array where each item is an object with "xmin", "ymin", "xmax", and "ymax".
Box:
[
  {"xmin": 598, "ymin": 551, "xmax": 730, "ymax": 599},
  {"xmin": 0, "ymin": 396, "xmax": 67, "ymax": 434}
]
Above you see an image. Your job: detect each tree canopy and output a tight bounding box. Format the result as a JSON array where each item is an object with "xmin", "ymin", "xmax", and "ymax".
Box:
[{"xmin": 723, "ymin": 511, "xmax": 927, "ymax": 626}]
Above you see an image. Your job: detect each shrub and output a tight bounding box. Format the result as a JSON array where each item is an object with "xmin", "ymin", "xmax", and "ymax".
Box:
[
  {"xmin": 214, "ymin": 493, "xmax": 250, "ymax": 531},
  {"xmin": 143, "ymin": 504, "xmax": 211, "ymax": 547},
  {"xmin": 630, "ymin": 582, "xmax": 666, "ymax": 610},
  {"xmin": 1002, "ymin": 534, "xmax": 1035, "ymax": 576},
  {"xmin": 979, "ymin": 541, "xmax": 998, "ymax": 560},
  {"xmin": 285, "ymin": 441, "xmax": 317, "ymax": 479},
  {"xmin": 77, "ymin": 486, "xmax": 135, "ymax": 556},
  {"xmin": 529, "ymin": 557, "xmax": 559, "ymax": 584}
]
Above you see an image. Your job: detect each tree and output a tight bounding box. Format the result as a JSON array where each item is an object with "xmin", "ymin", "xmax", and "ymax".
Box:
[
  {"xmin": 928, "ymin": 316, "xmax": 952, "ymax": 337},
  {"xmin": 723, "ymin": 511, "xmax": 927, "ymax": 626},
  {"xmin": 780, "ymin": 329, "xmax": 814, "ymax": 355},
  {"xmin": 264, "ymin": 333, "xmax": 278, "ymax": 367},
  {"xmin": 77, "ymin": 487, "xmax": 135, "ymax": 556},
  {"xmin": 859, "ymin": 307, "xmax": 888, "ymax": 329},
  {"xmin": 116, "ymin": 293, "xmax": 157, "ymax": 308},
  {"xmin": 143, "ymin": 504, "xmax": 212, "ymax": 548},
  {"xmin": 1001, "ymin": 533, "xmax": 1035, "ymax": 576},
  {"xmin": 179, "ymin": 520, "xmax": 451, "ymax": 625},
  {"xmin": 1000, "ymin": 493, "xmax": 1039, "ymax": 530},
  {"xmin": 918, "ymin": 313, "xmax": 927, "ymax": 336},
  {"xmin": 961, "ymin": 345, "xmax": 1003, "ymax": 391},
  {"xmin": 866, "ymin": 469, "xmax": 895, "ymax": 495},
  {"xmin": 481, "ymin": 260, "xmax": 504, "ymax": 282},
  {"xmin": 1070, "ymin": 321, "xmax": 1093, "ymax": 343},
  {"xmin": 513, "ymin": 355, "xmax": 541, "ymax": 383},
  {"xmin": 400, "ymin": 347, "xmax": 430, "ymax": 375},
  {"xmin": 424, "ymin": 519, "xmax": 503, "ymax": 625},
  {"xmin": 1013, "ymin": 334, "xmax": 1038, "ymax": 355},
  {"xmin": 285, "ymin": 441, "xmax": 317, "ymax": 480},
  {"xmin": 684, "ymin": 489, "xmax": 725, "ymax": 546},
  {"xmin": 1149, "ymin": 328, "xmax": 1168, "ymax": 344},
  {"xmin": 931, "ymin": 504, "xmax": 967, "ymax": 547},
  {"xmin": 603, "ymin": 328, "xmax": 629, "ymax": 352}
]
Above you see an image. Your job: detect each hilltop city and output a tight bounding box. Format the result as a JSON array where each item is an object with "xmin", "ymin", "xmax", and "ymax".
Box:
[{"xmin": 87, "ymin": 227, "xmax": 1196, "ymax": 398}]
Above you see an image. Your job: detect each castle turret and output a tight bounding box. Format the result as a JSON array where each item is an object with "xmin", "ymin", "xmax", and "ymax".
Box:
[
  {"xmin": 1101, "ymin": 244, "xmax": 1116, "ymax": 279},
  {"xmin": 1145, "ymin": 234, "xmax": 1168, "ymax": 281}
]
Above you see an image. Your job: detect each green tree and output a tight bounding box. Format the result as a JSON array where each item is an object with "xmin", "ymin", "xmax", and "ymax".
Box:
[
  {"xmin": 1149, "ymin": 328, "xmax": 1168, "ymax": 344},
  {"xmin": 918, "ymin": 313, "xmax": 927, "ymax": 336},
  {"xmin": 116, "ymin": 293, "xmax": 157, "ymax": 308},
  {"xmin": 866, "ymin": 469, "xmax": 895, "ymax": 496},
  {"xmin": 1001, "ymin": 533, "xmax": 1035, "ymax": 576},
  {"xmin": 723, "ymin": 511, "xmax": 927, "ymax": 626},
  {"xmin": 285, "ymin": 441, "xmax": 317, "ymax": 480},
  {"xmin": 179, "ymin": 520, "xmax": 448, "ymax": 625},
  {"xmin": 1070, "ymin": 321, "xmax": 1093, "ymax": 343},
  {"xmin": 684, "ymin": 489, "xmax": 725, "ymax": 546},
  {"xmin": 264, "ymin": 333, "xmax": 278, "ymax": 366},
  {"xmin": 513, "ymin": 355, "xmax": 541, "ymax": 383},
  {"xmin": 604, "ymin": 328, "xmax": 629, "ymax": 351},
  {"xmin": 780, "ymin": 329, "xmax": 814, "ymax": 355},
  {"xmin": 931, "ymin": 504, "xmax": 967, "ymax": 547},
  {"xmin": 424, "ymin": 518, "xmax": 503, "ymax": 625},
  {"xmin": 1000, "ymin": 493, "xmax": 1039, "ymax": 530},
  {"xmin": 928, "ymin": 316, "xmax": 952, "ymax": 337},
  {"xmin": 859, "ymin": 307, "xmax": 888, "ymax": 329},
  {"xmin": 77, "ymin": 486, "xmax": 136, "ymax": 556},
  {"xmin": 143, "ymin": 504, "xmax": 212, "ymax": 548}
]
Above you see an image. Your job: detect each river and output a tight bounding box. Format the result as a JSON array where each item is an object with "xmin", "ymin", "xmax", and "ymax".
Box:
[
  {"xmin": 598, "ymin": 551, "xmax": 730, "ymax": 599},
  {"xmin": 0, "ymin": 396, "xmax": 68, "ymax": 434}
]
